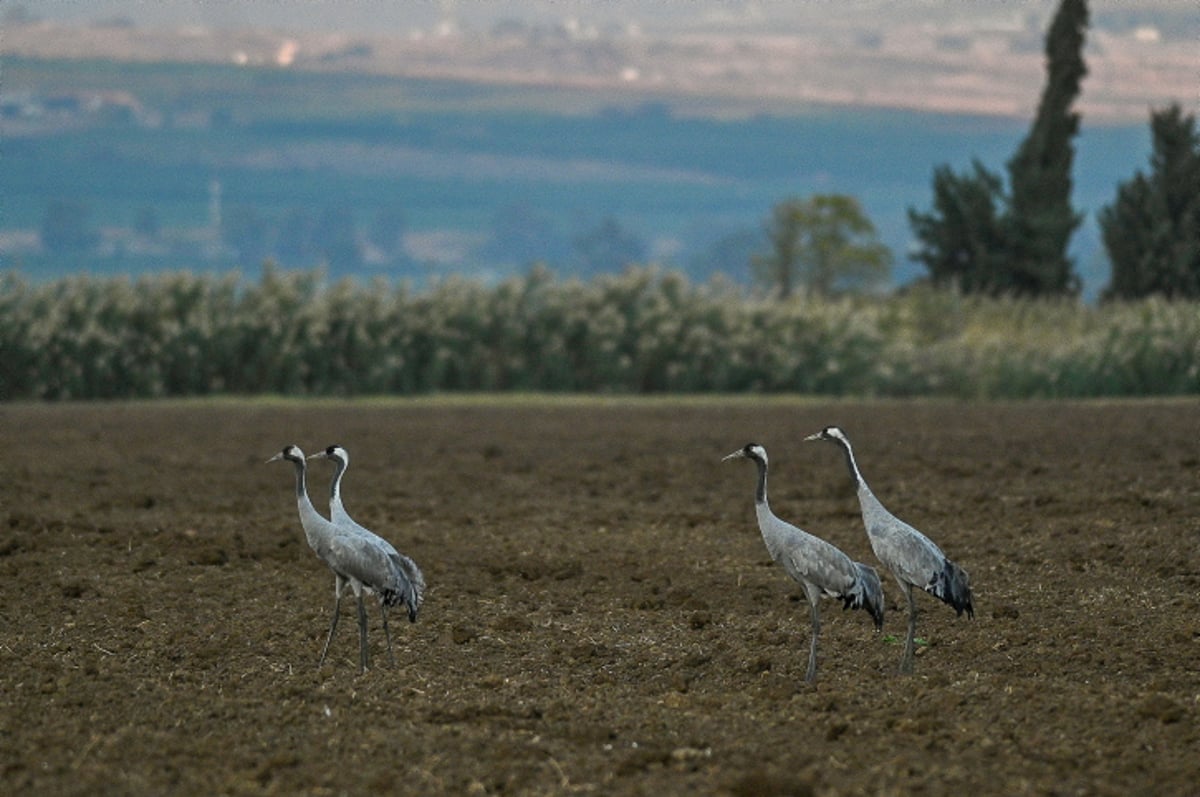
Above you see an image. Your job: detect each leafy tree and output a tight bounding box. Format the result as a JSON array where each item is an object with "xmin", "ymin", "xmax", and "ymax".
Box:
[
  {"xmin": 908, "ymin": 161, "xmax": 1008, "ymax": 292},
  {"xmin": 753, "ymin": 194, "xmax": 892, "ymax": 298},
  {"xmin": 1003, "ymin": 0, "xmax": 1088, "ymax": 296},
  {"xmin": 40, "ymin": 200, "xmax": 99, "ymax": 254},
  {"xmin": 1101, "ymin": 103, "xmax": 1200, "ymax": 299}
]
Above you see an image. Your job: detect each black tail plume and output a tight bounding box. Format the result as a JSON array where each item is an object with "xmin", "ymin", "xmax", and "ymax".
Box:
[
  {"xmin": 841, "ymin": 561, "xmax": 885, "ymax": 630},
  {"xmin": 929, "ymin": 558, "xmax": 974, "ymax": 618}
]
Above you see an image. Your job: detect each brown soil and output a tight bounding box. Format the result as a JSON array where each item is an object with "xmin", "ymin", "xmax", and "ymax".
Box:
[{"xmin": 2, "ymin": 399, "xmax": 1198, "ymax": 795}]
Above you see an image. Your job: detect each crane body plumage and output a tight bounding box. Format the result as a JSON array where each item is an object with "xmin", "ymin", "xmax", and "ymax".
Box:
[
  {"xmin": 309, "ymin": 445, "xmax": 425, "ymax": 666},
  {"xmin": 805, "ymin": 426, "xmax": 973, "ymax": 674},
  {"xmin": 268, "ymin": 444, "xmax": 415, "ymax": 673},
  {"xmin": 724, "ymin": 443, "xmax": 884, "ymax": 683}
]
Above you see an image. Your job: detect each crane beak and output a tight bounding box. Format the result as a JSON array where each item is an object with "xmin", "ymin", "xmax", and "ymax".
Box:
[
  {"xmin": 803, "ymin": 432, "xmax": 823, "ymax": 442},
  {"xmin": 306, "ymin": 452, "xmax": 325, "ymax": 460},
  {"xmin": 721, "ymin": 450, "xmax": 745, "ymax": 462},
  {"xmin": 266, "ymin": 452, "xmax": 284, "ymax": 464}
]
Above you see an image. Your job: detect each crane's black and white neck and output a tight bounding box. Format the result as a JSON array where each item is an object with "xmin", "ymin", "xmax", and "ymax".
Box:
[
  {"xmin": 804, "ymin": 426, "xmax": 868, "ymax": 492},
  {"xmin": 724, "ymin": 442, "xmax": 884, "ymax": 683},
  {"xmin": 310, "ymin": 444, "xmax": 351, "ymax": 518},
  {"xmin": 267, "ymin": 444, "xmax": 330, "ymax": 550},
  {"xmin": 722, "ymin": 443, "xmax": 771, "ymax": 505}
]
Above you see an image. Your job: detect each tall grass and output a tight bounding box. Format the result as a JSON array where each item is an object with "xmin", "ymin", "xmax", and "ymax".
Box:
[{"xmin": 3, "ymin": 265, "xmax": 1198, "ymax": 400}]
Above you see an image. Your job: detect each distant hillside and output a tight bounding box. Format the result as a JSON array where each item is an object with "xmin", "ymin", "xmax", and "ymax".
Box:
[
  {"xmin": 2, "ymin": 3, "xmax": 1196, "ymax": 123},
  {"xmin": 0, "ymin": 57, "xmax": 1148, "ymax": 297}
]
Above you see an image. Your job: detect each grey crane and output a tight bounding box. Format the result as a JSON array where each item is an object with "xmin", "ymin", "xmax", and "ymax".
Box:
[
  {"xmin": 804, "ymin": 426, "xmax": 973, "ymax": 674},
  {"xmin": 308, "ymin": 444, "xmax": 425, "ymax": 667},
  {"xmin": 723, "ymin": 443, "xmax": 884, "ymax": 683},
  {"xmin": 267, "ymin": 444, "xmax": 418, "ymax": 673}
]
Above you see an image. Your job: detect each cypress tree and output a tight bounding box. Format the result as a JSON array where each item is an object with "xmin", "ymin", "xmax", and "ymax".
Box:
[
  {"xmin": 1101, "ymin": 104, "xmax": 1200, "ymax": 299},
  {"xmin": 908, "ymin": 0, "xmax": 1090, "ymax": 296},
  {"xmin": 1003, "ymin": 0, "xmax": 1089, "ymax": 296}
]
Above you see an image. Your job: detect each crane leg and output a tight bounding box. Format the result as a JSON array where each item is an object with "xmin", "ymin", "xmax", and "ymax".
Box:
[
  {"xmin": 805, "ymin": 600, "xmax": 820, "ymax": 683},
  {"xmin": 356, "ymin": 592, "xmax": 370, "ymax": 673},
  {"xmin": 318, "ymin": 578, "xmax": 344, "ymax": 667},
  {"xmin": 900, "ymin": 583, "xmax": 918, "ymax": 675},
  {"xmin": 379, "ymin": 602, "xmax": 396, "ymax": 667}
]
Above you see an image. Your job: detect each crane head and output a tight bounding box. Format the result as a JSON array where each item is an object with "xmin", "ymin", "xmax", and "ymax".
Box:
[
  {"xmin": 307, "ymin": 444, "xmax": 349, "ymax": 465},
  {"xmin": 723, "ymin": 443, "xmax": 767, "ymax": 465},
  {"xmin": 804, "ymin": 426, "xmax": 848, "ymax": 444},
  {"xmin": 266, "ymin": 444, "xmax": 305, "ymax": 464}
]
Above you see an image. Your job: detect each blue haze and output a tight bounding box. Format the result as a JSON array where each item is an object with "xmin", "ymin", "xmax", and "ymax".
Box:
[{"xmin": 4, "ymin": 82, "xmax": 1150, "ymax": 297}]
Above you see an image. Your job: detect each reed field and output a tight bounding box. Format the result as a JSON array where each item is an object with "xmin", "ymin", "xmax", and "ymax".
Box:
[{"xmin": 4, "ymin": 266, "xmax": 1199, "ymax": 401}]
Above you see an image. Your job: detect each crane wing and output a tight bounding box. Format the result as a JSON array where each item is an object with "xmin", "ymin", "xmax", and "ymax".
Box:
[
  {"xmin": 326, "ymin": 532, "xmax": 391, "ymax": 587},
  {"xmin": 328, "ymin": 504, "xmax": 424, "ymax": 621},
  {"xmin": 773, "ymin": 524, "xmax": 859, "ymax": 599},
  {"xmin": 865, "ymin": 511, "xmax": 972, "ymax": 617}
]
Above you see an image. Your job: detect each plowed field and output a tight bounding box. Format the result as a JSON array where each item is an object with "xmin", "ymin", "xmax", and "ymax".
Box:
[{"xmin": 2, "ymin": 399, "xmax": 1197, "ymax": 795}]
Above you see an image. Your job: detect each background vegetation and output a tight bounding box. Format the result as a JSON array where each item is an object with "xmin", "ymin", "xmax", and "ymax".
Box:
[
  {"xmin": 6, "ymin": 3, "xmax": 1197, "ymax": 403},
  {"xmin": 904, "ymin": 2, "xmax": 1196, "ymax": 305},
  {"xmin": 4, "ymin": 266, "xmax": 1198, "ymax": 401}
]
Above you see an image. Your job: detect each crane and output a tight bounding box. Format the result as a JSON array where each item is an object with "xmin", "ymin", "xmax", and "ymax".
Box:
[
  {"xmin": 308, "ymin": 444, "xmax": 425, "ymax": 667},
  {"xmin": 724, "ymin": 443, "xmax": 884, "ymax": 683},
  {"xmin": 804, "ymin": 426, "xmax": 973, "ymax": 674},
  {"xmin": 267, "ymin": 444, "xmax": 417, "ymax": 673}
]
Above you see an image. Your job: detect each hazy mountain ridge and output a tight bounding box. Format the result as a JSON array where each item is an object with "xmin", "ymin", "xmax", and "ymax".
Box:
[{"xmin": 3, "ymin": 2, "xmax": 1195, "ymax": 123}]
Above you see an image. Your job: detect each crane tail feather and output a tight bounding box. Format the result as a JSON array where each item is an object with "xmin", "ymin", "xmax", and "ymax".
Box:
[
  {"xmin": 929, "ymin": 558, "xmax": 974, "ymax": 618},
  {"xmin": 841, "ymin": 561, "xmax": 885, "ymax": 630},
  {"xmin": 380, "ymin": 583, "xmax": 422, "ymax": 621},
  {"xmin": 381, "ymin": 555, "xmax": 426, "ymax": 623}
]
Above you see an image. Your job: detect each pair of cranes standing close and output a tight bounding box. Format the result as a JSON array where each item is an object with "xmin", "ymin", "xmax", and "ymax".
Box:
[
  {"xmin": 269, "ymin": 444, "xmax": 425, "ymax": 674},
  {"xmin": 724, "ymin": 427, "xmax": 973, "ymax": 682},
  {"xmin": 271, "ymin": 426, "xmax": 973, "ymax": 681}
]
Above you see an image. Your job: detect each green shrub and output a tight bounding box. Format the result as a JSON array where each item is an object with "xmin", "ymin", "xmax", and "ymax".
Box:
[{"xmin": 2, "ymin": 267, "xmax": 1198, "ymax": 400}]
